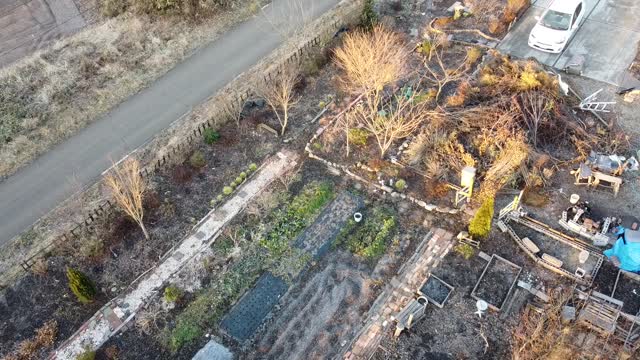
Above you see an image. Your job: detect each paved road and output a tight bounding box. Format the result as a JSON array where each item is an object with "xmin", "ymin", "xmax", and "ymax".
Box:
[{"xmin": 0, "ymin": 0, "xmax": 340, "ymax": 245}]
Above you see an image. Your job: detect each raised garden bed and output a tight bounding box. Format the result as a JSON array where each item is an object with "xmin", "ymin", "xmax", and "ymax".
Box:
[
  {"xmin": 471, "ymin": 254, "xmax": 521, "ymax": 311},
  {"xmin": 419, "ymin": 274, "xmax": 454, "ymax": 308}
]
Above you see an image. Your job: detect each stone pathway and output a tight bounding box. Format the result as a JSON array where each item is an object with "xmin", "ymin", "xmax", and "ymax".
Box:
[
  {"xmin": 343, "ymin": 228, "xmax": 454, "ymax": 360},
  {"xmin": 50, "ymin": 151, "xmax": 299, "ymax": 360}
]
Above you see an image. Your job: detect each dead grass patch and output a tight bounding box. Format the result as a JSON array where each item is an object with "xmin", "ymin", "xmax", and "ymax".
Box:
[{"xmin": 0, "ymin": 2, "xmax": 261, "ymax": 178}]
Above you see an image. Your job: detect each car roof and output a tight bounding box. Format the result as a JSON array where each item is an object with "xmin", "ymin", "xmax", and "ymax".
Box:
[{"xmin": 548, "ymin": 0, "xmax": 582, "ymax": 14}]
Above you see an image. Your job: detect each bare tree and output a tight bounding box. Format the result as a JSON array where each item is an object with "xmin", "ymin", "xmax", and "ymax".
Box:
[
  {"xmin": 334, "ymin": 108, "xmax": 356, "ymax": 156},
  {"xmin": 354, "ymin": 91, "xmax": 435, "ymax": 157},
  {"xmin": 517, "ymin": 91, "xmax": 550, "ymax": 149},
  {"xmin": 220, "ymin": 94, "xmax": 245, "ymax": 128},
  {"xmin": 334, "ymin": 26, "xmax": 409, "ymax": 95},
  {"xmin": 423, "ymin": 48, "xmax": 470, "ymax": 102},
  {"xmin": 104, "ymin": 157, "xmax": 149, "ymax": 240},
  {"xmin": 255, "ymin": 66, "xmax": 300, "ymax": 136}
]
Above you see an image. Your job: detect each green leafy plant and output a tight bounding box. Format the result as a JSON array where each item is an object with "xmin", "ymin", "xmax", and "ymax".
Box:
[
  {"xmin": 361, "ymin": 0, "xmax": 378, "ymax": 30},
  {"xmin": 454, "ymin": 243, "xmax": 475, "ymax": 259},
  {"xmin": 259, "ymin": 182, "xmax": 334, "ymax": 258},
  {"xmin": 203, "ymin": 128, "xmax": 220, "ymax": 145},
  {"xmin": 394, "ymin": 179, "xmax": 407, "ymax": 191},
  {"xmin": 66, "ymin": 267, "xmax": 97, "ymax": 304},
  {"xmin": 248, "ymin": 163, "xmax": 258, "ymax": 172},
  {"xmin": 335, "ymin": 207, "xmax": 397, "ymax": 261},
  {"xmin": 468, "ymin": 196, "xmax": 495, "ymax": 238},
  {"xmin": 348, "ymin": 128, "xmax": 369, "ymax": 146},
  {"xmin": 222, "ymin": 186, "xmax": 233, "ymax": 195},
  {"xmin": 167, "ymin": 249, "xmax": 265, "ymax": 351},
  {"xmin": 235, "ymin": 176, "xmax": 244, "ymax": 184},
  {"xmin": 164, "ymin": 285, "xmax": 182, "ymax": 303},
  {"xmin": 239, "ymin": 172, "xmax": 247, "ymax": 180},
  {"xmin": 189, "ymin": 151, "xmax": 206, "ymax": 168},
  {"xmin": 76, "ymin": 347, "xmax": 96, "ymax": 360}
]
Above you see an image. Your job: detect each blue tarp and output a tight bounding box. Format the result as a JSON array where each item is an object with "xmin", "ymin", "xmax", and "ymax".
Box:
[{"xmin": 604, "ymin": 228, "xmax": 640, "ymax": 273}]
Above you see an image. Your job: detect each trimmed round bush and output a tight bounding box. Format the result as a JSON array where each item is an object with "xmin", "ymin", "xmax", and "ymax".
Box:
[
  {"xmin": 235, "ymin": 176, "xmax": 243, "ymax": 184},
  {"xmin": 203, "ymin": 128, "xmax": 220, "ymax": 145},
  {"xmin": 66, "ymin": 267, "xmax": 97, "ymax": 304},
  {"xmin": 164, "ymin": 286, "xmax": 182, "ymax": 303},
  {"xmin": 189, "ymin": 151, "xmax": 206, "ymax": 168},
  {"xmin": 222, "ymin": 186, "xmax": 233, "ymax": 195},
  {"xmin": 239, "ymin": 172, "xmax": 247, "ymax": 179},
  {"xmin": 394, "ymin": 179, "xmax": 407, "ymax": 191},
  {"xmin": 248, "ymin": 163, "xmax": 258, "ymax": 172}
]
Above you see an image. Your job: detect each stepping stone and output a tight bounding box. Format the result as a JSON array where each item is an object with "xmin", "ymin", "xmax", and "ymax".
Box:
[{"xmin": 542, "ymin": 253, "xmax": 563, "ymax": 268}]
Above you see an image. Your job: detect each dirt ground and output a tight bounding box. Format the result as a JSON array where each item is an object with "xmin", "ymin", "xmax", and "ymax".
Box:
[
  {"xmin": 0, "ymin": 57, "xmax": 338, "ymax": 357},
  {"xmin": 248, "ymin": 252, "xmax": 374, "ymax": 360}
]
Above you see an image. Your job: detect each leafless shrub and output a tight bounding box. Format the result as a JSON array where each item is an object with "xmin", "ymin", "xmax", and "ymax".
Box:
[
  {"xmin": 255, "ymin": 66, "xmax": 301, "ymax": 135},
  {"xmin": 135, "ymin": 303, "xmax": 166, "ymax": 335},
  {"xmin": 104, "ymin": 158, "xmax": 149, "ymax": 240},
  {"xmin": 7, "ymin": 320, "xmax": 58, "ymax": 360},
  {"xmin": 423, "ymin": 48, "xmax": 470, "ymax": 102},
  {"xmin": 220, "ymin": 94, "xmax": 245, "ymax": 128},
  {"xmin": 353, "ymin": 90, "xmax": 436, "ymax": 157},
  {"xmin": 30, "ymin": 258, "xmax": 49, "ymax": 276},
  {"xmin": 334, "ymin": 26, "xmax": 409, "ymax": 95}
]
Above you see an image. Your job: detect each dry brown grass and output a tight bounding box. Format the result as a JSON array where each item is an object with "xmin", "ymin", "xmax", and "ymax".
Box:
[
  {"xmin": 4, "ymin": 320, "xmax": 58, "ymax": 360},
  {"xmin": 0, "ymin": 2, "xmax": 261, "ymax": 179},
  {"xmin": 333, "ymin": 25, "xmax": 409, "ymax": 95},
  {"xmin": 512, "ymin": 290, "xmax": 576, "ymax": 360}
]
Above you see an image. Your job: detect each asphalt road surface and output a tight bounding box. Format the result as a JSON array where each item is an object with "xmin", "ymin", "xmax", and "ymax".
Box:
[{"xmin": 0, "ymin": 0, "xmax": 340, "ymax": 245}]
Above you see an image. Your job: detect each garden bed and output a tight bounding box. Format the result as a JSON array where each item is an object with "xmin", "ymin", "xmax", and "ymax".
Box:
[
  {"xmin": 471, "ymin": 254, "xmax": 521, "ymax": 311},
  {"xmin": 419, "ymin": 275, "xmax": 454, "ymax": 308}
]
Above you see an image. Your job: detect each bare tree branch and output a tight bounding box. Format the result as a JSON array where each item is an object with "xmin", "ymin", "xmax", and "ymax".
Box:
[
  {"xmin": 255, "ymin": 65, "xmax": 300, "ymax": 136},
  {"xmin": 334, "ymin": 25, "xmax": 409, "ymax": 95},
  {"xmin": 354, "ymin": 90, "xmax": 436, "ymax": 157},
  {"xmin": 104, "ymin": 157, "xmax": 149, "ymax": 240}
]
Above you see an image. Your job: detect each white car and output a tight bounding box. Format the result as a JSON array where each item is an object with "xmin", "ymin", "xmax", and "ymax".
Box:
[{"xmin": 528, "ymin": 0, "xmax": 585, "ymax": 53}]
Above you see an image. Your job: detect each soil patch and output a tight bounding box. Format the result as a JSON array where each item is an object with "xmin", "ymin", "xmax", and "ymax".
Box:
[
  {"xmin": 612, "ymin": 271, "xmax": 640, "ymax": 316},
  {"xmin": 420, "ymin": 275, "xmax": 452, "ymax": 307},
  {"xmin": 472, "ymin": 255, "xmax": 521, "ymax": 310},
  {"xmin": 247, "ymin": 251, "xmax": 374, "ymax": 360}
]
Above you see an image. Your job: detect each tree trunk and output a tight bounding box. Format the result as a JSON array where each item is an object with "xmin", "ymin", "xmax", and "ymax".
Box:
[{"xmin": 139, "ymin": 221, "xmax": 150, "ymax": 240}]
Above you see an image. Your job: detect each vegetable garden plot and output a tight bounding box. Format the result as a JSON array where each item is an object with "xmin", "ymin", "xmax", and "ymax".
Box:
[
  {"xmin": 471, "ymin": 254, "xmax": 522, "ymax": 311},
  {"xmin": 219, "ymin": 272, "xmax": 289, "ymax": 343}
]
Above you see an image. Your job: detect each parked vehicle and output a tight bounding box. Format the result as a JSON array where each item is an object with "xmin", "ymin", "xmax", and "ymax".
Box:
[{"xmin": 528, "ymin": 0, "xmax": 585, "ymax": 53}]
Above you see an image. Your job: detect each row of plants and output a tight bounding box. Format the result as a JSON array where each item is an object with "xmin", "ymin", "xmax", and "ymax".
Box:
[
  {"xmin": 334, "ymin": 206, "xmax": 397, "ymax": 262},
  {"xmin": 212, "ymin": 162, "xmax": 259, "ymax": 205},
  {"xmin": 259, "ymin": 181, "xmax": 335, "ymax": 258},
  {"xmin": 163, "ymin": 181, "xmax": 335, "ymax": 351}
]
